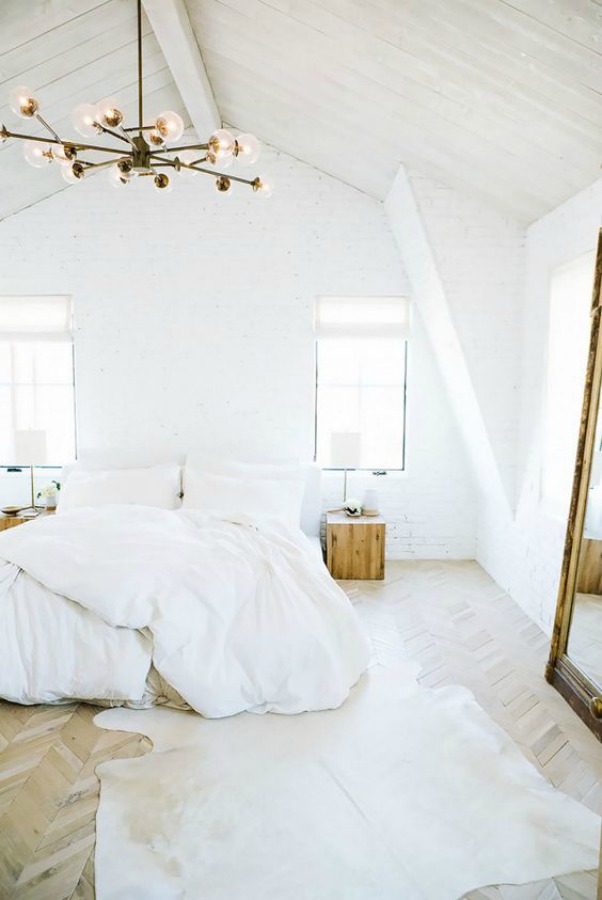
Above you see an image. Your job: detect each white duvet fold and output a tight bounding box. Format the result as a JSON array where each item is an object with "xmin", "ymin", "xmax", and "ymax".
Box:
[{"xmin": 0, "ymin": 506, "xmax": 369, "ymax": 717}]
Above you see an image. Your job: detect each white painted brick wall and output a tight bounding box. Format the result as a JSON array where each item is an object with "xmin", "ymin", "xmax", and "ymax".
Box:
[
  {"xmin": 480, "ymin": 178, "xmax": 602, "ymax": 630},
  {"xmin": 395, "ymin": 166, "xmax": 602, "ymax": 631},
  {"xmin": 405, "ymin": 171, "xmax": 525, "ymax": 507},
  {"xmin": 0, "ymin": 144, "xmax": 476, "ymax": 558}
]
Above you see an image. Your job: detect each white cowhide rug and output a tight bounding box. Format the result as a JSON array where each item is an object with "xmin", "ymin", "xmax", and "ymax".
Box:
[{"xmin": 94, "ymin": 662, "xmax": 600, "ymax": 900}]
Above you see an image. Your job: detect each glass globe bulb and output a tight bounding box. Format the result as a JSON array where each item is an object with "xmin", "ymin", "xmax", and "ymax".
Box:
[
  {"xmin": 108, "ymin": 164, "xmax": 131, "ymax": 187},
  {"xmin": 117, "ymin": 159, "xmax": 137, "ymax": 179},
  {"xmin": 252, "ymin": 176, "xmax": 273, "ymax": 198},
  {"xmin": 155, "ymin": 111, "xmax": 184, "ymax": 143},
  {"xmin": 209, "ymin": 128, "xmax": 235, "ymax": 159},
  {"xmin": 148, "ymin": 129, "xmax": 163, "ymax": 148},
  {"xmin": 96, "ymin": 96, "xmax": 124, "ymax": 129},
  {"xmin": 235, "ymin": 133, "xmax": 260, "ymax": 165},
  {"xmin": 207, "ymin": 147, "xmax": 232, "ymax": 170},
  {"xmin": 215, "ymin": 175, "xmax": 232, "ymax": 194},
  {"xmin": 23, "ymin": 141, "xmax": 52, "ymax": 168},
  {"xmin": 62, "ymin": 163, "xmax": 85, "ymax": 184},
  {"xmin": 73, "ymin": 103, "xmax": 101, "ymax": 138},
  {"xmin": 9, "ymin": 85, "xmax": 39, "ymax": 119},
  {"xmin": 52, "ymin": 145, "xmax": 77, "ymax": 164},
  {"xmin": 153, "ymin": 173, "xmax": 172, "ymax": 192}
]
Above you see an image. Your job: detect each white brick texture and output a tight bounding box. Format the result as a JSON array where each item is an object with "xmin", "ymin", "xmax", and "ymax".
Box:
[{"xmin": 0, "ymin": 144, "xmax": 476, "ymax": 558}]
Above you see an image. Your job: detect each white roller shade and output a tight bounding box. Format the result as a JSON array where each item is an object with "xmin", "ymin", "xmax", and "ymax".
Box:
[
  {"xmin": 13, "ymin": 429, "xmax": 47, "ymax": 465},
  {"xmin": 315, "ymin": 296, "xmax": 411, "ymax": 339},
  {"xmin": 0, "ymin": 295, "xmax": 72, "ymax": 340}
]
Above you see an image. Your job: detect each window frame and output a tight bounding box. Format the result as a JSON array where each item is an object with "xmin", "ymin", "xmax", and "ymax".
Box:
[
  {"xmin": 0, "ymin": 295, "xmax": 77, "ymax": 466},
  {"xmin": 313, "ymin": 335, "xmax": 409, "ymax": 474},
  {"xmin": 540, "ymin": 252, "xmax": 595, "ymax": 516}
]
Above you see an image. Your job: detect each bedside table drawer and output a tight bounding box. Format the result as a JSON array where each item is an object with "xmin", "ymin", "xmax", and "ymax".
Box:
[{"xmin": 326, "ymin": 514, "xmax": 385, "ymax": 580}]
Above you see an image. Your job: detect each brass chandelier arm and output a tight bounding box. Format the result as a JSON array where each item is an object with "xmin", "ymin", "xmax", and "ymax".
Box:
[
  {"xmin": 186, "ymin": 164, "xmax": 257, "ymax": 185},
  {"xmin": 116, "ymin": 126, "xmax": 138, "ymax": 150},
  {"xmin": 79, "ymin": 156, "xmax": 129, "ymax": 170},
  {"xmin": 149, "ymin": 153, "xmax": 202, "ymax": 165},
  {"xmin": 66, "ymin": 142, "xmax": 127, "ymax": 155},
  {"xmin": 148, "ymin": 155, "xmax": 256, "ymax": 185},
  {"xmin": 161, "ymin": 142, "xmax": 209, "ymax": 154},
  {"xmin": 35, "ymin": 113, "xmax": 61, "ymax": 143},
  {"xmin": 98, "ymin": 124, "xmax": 132, "ymax": 145},
  {"xmin": 1, "ymin": 129, "xmax": 128, "ymax": 156}
]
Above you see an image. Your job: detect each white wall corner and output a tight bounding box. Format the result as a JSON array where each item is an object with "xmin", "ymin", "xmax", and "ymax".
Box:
[{"xmin": 384, "ymin": 164, "xmax": 515, "ymax": 521}]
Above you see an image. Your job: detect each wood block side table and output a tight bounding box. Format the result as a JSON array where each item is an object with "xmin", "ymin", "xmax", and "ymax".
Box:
[
  {"xmin": 326, "ymin": 512, "xmax": 385, "ymax": 580},
  {"xmin": 0, "ymin": 510, "xmax": 55, "ymax": 532}
]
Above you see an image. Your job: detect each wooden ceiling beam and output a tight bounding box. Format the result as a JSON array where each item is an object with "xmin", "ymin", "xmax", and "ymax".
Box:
[{"xmin": 141, "ymin": 0, "xmax": 220, "ymax": 140}]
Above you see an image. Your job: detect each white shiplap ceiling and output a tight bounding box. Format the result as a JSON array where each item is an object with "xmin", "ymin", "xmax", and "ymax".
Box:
[
  {"xmin": 0, "ymin": 0, "xmax": 601, "ymax": 223},
  {"xmin": 187, "ymin": 0, "xmax": 602, "ymax": 223}
]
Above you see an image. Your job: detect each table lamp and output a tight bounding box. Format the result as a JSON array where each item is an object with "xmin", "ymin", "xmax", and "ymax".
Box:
[
  {"xmin": 330, "ymin": 431, "xmax": 361, "ymax": 503},
  {"xmin": 13, "ymin": 429, "xmax": 47, "ymax": 513}
]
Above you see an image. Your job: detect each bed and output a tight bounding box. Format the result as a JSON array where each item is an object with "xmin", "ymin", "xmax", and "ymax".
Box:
[{"xmin": 0, "ymin": 455, "xmax": 368, "ymax": 717}]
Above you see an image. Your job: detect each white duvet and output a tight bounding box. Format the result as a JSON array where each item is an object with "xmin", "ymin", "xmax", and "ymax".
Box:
[{"xmin": 0, "ymin": 506, "xmax": 369, "ymax": 717}]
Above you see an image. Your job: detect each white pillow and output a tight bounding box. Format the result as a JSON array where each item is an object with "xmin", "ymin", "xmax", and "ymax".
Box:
[
  {"xmin": 182, "ymin": 470, "xmax": 304, "ymax": 529},
  {"xmin": 58, "ymin": 465, "xmax": 182, "ymax": 513}
]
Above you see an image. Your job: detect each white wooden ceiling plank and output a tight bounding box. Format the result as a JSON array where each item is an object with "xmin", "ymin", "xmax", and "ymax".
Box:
[
  {"xmin": 220, "ymin": 0, "xmax": 602, "ymax": 170},
  {"xmin": 0, "ymin": 34, "xmax": 167, "ymax": 130},
  {"xmin": 142, "ymin": 0, "xmax": 220, "ymax": 138},
  {"xmin": 0, "ymin": 59, "xmax": 183, "ymax": 159},
  {"xmin": 0, "ymin": 1, "xmax": 138, "ymax": 85},
  {"xmin": 307, "ymin": 0, "xmax": 602, "ymax": 132},
  {"xmin": 367, "ymin": 0, "xmax": 602, "ymax": 90},
  {"xmin": 194, "ymin": 10, "xmax": 590, "ymax": 199},
  {"xmin": 217, "ymin": 82, "xmax": 544, "ymax": 221},
  {"xmin": 208, "ymin": 53, "xmax": 552, "ymax": 219},
  {"xmin": 0, "ymin": 0, "xmax": 109, "ymax": 55},
  {"xmin": 0, "ymin": 20, "xmax": 153, "ymax": 100},
  {"xmin": 492, "ymin": 0, "xmax": 602, "ymax": 55}
]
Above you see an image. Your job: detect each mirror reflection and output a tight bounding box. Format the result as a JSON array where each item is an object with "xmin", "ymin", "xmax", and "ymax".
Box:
[{"xmin": 568, "ymin": 403, "xmax": 602, "ymax": 687}]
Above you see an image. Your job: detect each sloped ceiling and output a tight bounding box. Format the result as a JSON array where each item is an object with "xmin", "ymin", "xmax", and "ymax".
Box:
[
  {"xmin": 0, "ymin": 0, "xmax": 601, "ymax": 224},
  {"xmin": 187, "ymin": 0, "xmax": 602, "ymax": 223}
]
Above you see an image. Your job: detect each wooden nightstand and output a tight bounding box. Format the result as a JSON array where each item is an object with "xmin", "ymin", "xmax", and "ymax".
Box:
[
  {"xmin": 0, "ymin": 510, "xmax": 55, "ymax": 531},
  {"xmin": 326, "ymin": 512, "xmax": 385, "ymax": 580}
]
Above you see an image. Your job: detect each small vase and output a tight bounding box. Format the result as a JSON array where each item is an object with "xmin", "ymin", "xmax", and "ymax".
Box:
[
  {"xmin": 362, "ymin": 489, "xmax": 380, "ymax": 516},
  {"xmin": 45, "ymin": 496, "xmax": 57, "ymax": 510}
]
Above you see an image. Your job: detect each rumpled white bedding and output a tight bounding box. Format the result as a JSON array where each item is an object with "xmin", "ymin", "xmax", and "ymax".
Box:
[{"xmin": 0, "ymin": 506, "xmax": 369, "ymax": 717}]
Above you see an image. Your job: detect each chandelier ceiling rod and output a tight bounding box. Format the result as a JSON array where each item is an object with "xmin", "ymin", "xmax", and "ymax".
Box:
[
  {"xmin": 0, "ymin": 0, "xmax": 273, "ymax": 196},
  {"xmin": 137, "ymin": 0, "xmax": 143, "ymax": 136}
]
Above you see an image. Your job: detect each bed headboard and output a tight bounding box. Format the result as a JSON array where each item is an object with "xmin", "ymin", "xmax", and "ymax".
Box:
[{"xmin": 299, "ymin": 464, "xmax": 321, "ymax": 537}]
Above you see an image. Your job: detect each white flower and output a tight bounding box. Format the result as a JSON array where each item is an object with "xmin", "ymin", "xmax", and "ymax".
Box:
[
  {"xmin": 343, "ymin": 497, "xmax": 362, "ymax": 516},
  {"xmin": 37, "ymin": 482, "xmax": 59, "ymax": 499}
]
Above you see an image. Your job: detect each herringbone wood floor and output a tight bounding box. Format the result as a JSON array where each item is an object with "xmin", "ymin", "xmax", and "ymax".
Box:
[{"xmin": 0, "ymin": 560, "xmax": 601, "ymax": 898}]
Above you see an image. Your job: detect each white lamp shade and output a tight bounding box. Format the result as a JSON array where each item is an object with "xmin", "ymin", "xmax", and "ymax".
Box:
[
  {"xmin": 13, "ymin": 429, "xmax": 47, "ymax": 465},
  {"xmin": 330, "ymin": 432, "xmax": 361, "ymax": 468}
]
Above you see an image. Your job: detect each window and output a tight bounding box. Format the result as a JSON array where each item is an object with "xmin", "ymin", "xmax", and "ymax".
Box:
[
  {"xmin": 0, "ymin": 296, "xmax": 76, "ymax": 464},
  {"xmin": 314, "ymin": 296, "xmax": 410, "ymax": 470},
  {"xmin": 542, "ymin": 253, "xmax": 594, "ymax": 512}
]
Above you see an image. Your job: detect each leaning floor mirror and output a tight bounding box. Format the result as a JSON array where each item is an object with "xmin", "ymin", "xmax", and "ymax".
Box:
[{"xmin": 547, "ymin": 229, "xmax": 602, "ymax": 740}]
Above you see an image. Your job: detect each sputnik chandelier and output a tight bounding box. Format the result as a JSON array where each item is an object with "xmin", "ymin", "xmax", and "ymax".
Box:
[{"xmin": 0, "ymin": 0, "xmax": 271, "ymax": 197}]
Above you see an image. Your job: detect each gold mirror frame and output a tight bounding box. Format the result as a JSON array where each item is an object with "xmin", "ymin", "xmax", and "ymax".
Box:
[{"xmin": 546, "ymin": 228, "xmax": 602, "ymax": 740}]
